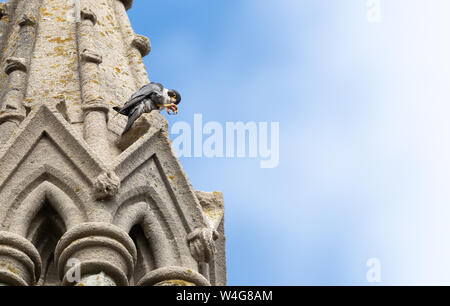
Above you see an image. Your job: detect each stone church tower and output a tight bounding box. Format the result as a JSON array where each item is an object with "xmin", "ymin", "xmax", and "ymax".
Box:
[{"xmin": 0, "ymin": 0, "xmax": 226, "ymax": 286}]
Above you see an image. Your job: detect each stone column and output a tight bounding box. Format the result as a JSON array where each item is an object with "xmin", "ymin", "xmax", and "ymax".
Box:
[
  {"xmin": 0, "ymin": 0, "xmax": 41, "ymax": 147},
  {"xmin": 0, "ymin": 231, "xmax": 41, "ymax": 286},
  {"xmin": 0, "ymin": 2, "xmax": 9, "ymax": 48},
  {"xmin": 54, "ymin": 223, "xmax": 136, "ymax": 286},
  {"xmin": 76, "ymin": 5, "xmax": 110, "ymax": 162},
  {"xmin": 0, "ymin": 0, "xmax": 19, "ymax": 63}
]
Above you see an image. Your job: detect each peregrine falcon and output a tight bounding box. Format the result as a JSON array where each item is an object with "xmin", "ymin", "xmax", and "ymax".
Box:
[{"xmin": 113, "ymin": 82, "xmax": 181, "ymax": 135}]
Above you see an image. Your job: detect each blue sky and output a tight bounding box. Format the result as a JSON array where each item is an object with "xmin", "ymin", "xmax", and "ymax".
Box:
[{"xmin": 128, "ymin": 0, "xmax": 450, "ymax": 285}]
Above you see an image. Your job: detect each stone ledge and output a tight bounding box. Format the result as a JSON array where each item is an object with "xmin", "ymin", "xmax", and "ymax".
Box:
[
  {"xmin": 120, "ymin": 0, "xmax": 133, "ymax": 11},
  {"xmin": 80, "ymin": 49, "xmax": 102, "ymax": 64},
  {"xmin": 80, "ymin": 8, "xmax": 97, "ymax": 25},
  {"xmin": 132, "ymin": 34, "xmax": 151, "ymax": 57},
  {"xmin": 4, "ymin": 57, "xmax": 27, "ymax": 74},
  {"xmin": 81, "ymin": 101, "xmax": 109, "ymax": 114},
  {"xmin": 137, "ymin": 266, "xmax": 210, "ymax": 286},
  {"xmin": 0, "ymin": 110, "xmax": 25, "ymax": 125}
]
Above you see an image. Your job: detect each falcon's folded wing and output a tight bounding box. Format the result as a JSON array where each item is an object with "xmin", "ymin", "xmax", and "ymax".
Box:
[{"xmin": 115, "ymin": 82, "xmax": 164, "ymax": 115}]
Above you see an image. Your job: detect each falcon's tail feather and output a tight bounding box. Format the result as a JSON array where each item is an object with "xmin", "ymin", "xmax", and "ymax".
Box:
[{"xmin": 122, "ymin": 109, "xmax": 141, "ymax": 135}]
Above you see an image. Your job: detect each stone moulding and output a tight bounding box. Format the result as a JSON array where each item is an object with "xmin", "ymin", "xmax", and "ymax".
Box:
[
  {"xmin": 132, "ymin": 34, "xmax": 151, "ymax": 57},
  {"xmin": 120, "ymin": 0, "xmax": 134, "ymax": 11},
  {"xmin": 80, "ymin": 8, "xmax": 97, "ymax": 25},
  {"xmin": 113, "ymin": 186, "xmax": 199, "ymax": 271},
  {"xmin": 80, "ymin": 49, "xmax": 102, "ymax": 64},
  {"xmin": 0, "ymin": 111, "xmax": 26, "ymax": 125},
  {"xmin": 0, "ymin": 103, "xmax": 225, "ymax": 285},
  {"xmin": 6, "ymin": 181, "xmax": 87, "ymax": 236},
  {"xmin": 137, "ymin": 266, "xmax": 210, "ymax": 287},
  {"xmin": 55, "ymin": 223, "xmax": 137, "ymax": 286},
  {"xmin": 0, "ymin": 231, "xmax": 41, "ymax": 286},
  {"xmin": 4, "ymin": 57, "xmax": 27, "ymax": 74},
  {"xmin": 0, "ymin": 105, "xmax": 105, "ymax": 188}
]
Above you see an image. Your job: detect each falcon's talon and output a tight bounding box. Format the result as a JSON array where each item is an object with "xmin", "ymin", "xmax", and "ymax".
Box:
[{"xmin": 165, "ymin": 103, "xmax": 179, "ymax": 115}]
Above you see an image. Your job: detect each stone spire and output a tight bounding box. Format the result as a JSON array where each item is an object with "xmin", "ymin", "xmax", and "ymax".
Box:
[{"xmin": 0, "ymin": 0, "xmax": 226, "ymax": 286}]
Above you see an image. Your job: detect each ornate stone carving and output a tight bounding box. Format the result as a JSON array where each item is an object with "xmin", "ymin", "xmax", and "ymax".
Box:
[
  {"xmin": 80, "ymin": 8, "xmax": 97, "ymax": 25},
  {"xmin": 94, "ymin": 171, "xmax": 121, "ymax": 200},
  {"xmin": 4, "ymin": 57, "xmax": 27, "ymax": 74},
  {"xmin": 132, "ymin": 34, "xmax": 151, "ymax": 57},
  {"xmin": 18, "ymin": 14, "xmax": 36, "ymax": 27},
  {"xmin": 80, "ymin": 49, "xmax": 102, "ymax": 64},
  {"xmin": 187, "ymin": 228, "xmax": 219, "ymax": 263}
]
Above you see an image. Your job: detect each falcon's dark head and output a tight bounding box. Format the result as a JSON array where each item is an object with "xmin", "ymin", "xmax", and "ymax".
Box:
[{"xmin": 168, "ymin": 89, "xmax": 182, "ymax": 105}]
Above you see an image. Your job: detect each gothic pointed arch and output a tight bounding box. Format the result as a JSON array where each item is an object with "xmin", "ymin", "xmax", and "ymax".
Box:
[
  {"xmin": 6, "ymin": 181, "xmax": 86, "ymax": 236},
  {"xmin": 128, "ymin": 224, "xmax": 155, "ymax": 285},
  {"xmin": 113, "ymin": 186, "xmax": 195, "ymax": 269},
  {"xmin": 113, "ymin": 129, "xmax": 210, "ymax": 235},
  {"xmin": 28, "ymin": 202, "xmax": 65, "ymax": 286}
]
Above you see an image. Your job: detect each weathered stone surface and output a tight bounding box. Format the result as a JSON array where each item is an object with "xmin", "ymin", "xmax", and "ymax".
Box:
[
  {"xmin": 187, "ymin": 227, "xmax": 219, "ymax": 263},
  {"xmin": 196, "ymin": 191, "xmax": 225, "ymax": 230},
  {"xmin": 137, "ymin": 266, "xmax": 210, "ymax": 286},
  {"xmin": 132, "ymin": 34, "xmax": 151, "ymax": 57},
  {"xmin": 77, "ymin": 272, "xmax": 116, "ymax": 287},
  {"xmin": 0, "ymin": 3, "xmax": 7, "ymax": 18},
  {"xmin": 195, "ymin": 191, "xmax": 227, "ymax": 286},
  {"xmin": 4, "ymin": 56, "xmax": 27, "ymax": 74},
  {"xmin": 0, "ymin": 0, "xmax": 226, "ymax": 286},
  {"xmin": 93, "ymin": 171, "xmax": 121, "ymax": 200}
]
